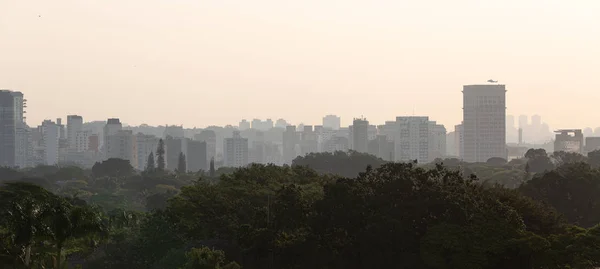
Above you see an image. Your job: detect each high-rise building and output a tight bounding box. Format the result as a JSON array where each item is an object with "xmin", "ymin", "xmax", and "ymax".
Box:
[
  {"xmin": 164, "ymin": 125, "xmax": 185, "ymax": 138},
  {"xmin": 368, "ymin": 135, "xmax": 394, "ymax": 161},
  {"xmin": 283, "ymin": 125, "xmax": 299, "ymax": 164},
  {"xmin": 194, "ymin": 130, "xmax": 216, "ymax": 167},
  {"xmin": 0, "ymin": 90, "xmax": 16, "ymax": 167},
  {"xmin": 446, "ymin": 131, "xmax": 457, "ymax": 157},
  {"xmin": 394, "ymin": 116, "xmax": 430, "ymax": 163},
  {"xmin": 275, "ymin": 119, "xmax": 288, "ymax": 129},
  {"xmin": 239, "ymin": 119, "xmax": 250, "ymax": 130},
  {"xmin": 323, "ymin": 115, "xmax": 341, "ymax": 130},
  {"xmin": 41, "ymin": 120, "xmax": 60, "ymax": 165},
  {"xmin": 136, "ymin": 133, "xmax": 159, "ymax": 171},
  {"xmin": 88, "ymin": 134, "xmax": 99, "ymax": 152},
  {"xmin": 300, "ymin": 125, "xmax": 318, "ymax": 155},
  {"xmin": 428, "ymin": 122, "xmax": 447, "ymax": 162},
  {"xmin": 554, "ymin": 129, "xmax": 583, "ymax": 154},
  {"xmin": 518, "ymin": 115, "xmax": 528, "ymax": 129},
  {"xmin": 455, "ymin": 123, "xmax": 464, "ymax": 159},
  {"xmin": 323, "ymin": 136, "xmax": 349, "ymax": 153},
  {"xmin": 352, "ymin": 118, "xmax": 369, "ymax": 153},
  {"xmin": 224, "ymin": 131, "xmax": 248, "ymax": 167},
  {"xmin": 166, "ymin": 135, "xmax": 184, "ymax": 171},
  {"xmin": 250, "ymin": 131, "xmax": 266, "ymax": 164},
  {"xmin": 187, "ymin": 139, "xmax": 207, "ymax": 172},
  {"xmin": 75, "ymin": 131, "xmax": 90, "ymax": 152},
  {"xmin": 103, "ymin": 118, "xmax": 122, "ymax": 157},
  {"xmin": 462, "ymin": 84, "xmax": 507, "ymax": 162},
  {"xmin": 67, "ymin": 115, "xmax": 83, "ymax": 150},
  {"xmin": 105, "ymin": 130, "xmax": 138, "ymax": 168}
]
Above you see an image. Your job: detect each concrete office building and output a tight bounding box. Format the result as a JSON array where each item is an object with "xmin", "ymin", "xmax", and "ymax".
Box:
[
  {"xmin": 283, "ymin": 125, "xmax": 299, "ymax": 164},
  {"xmin": 187, "ymin": 139, "xmax": 207, "ymax": 172},
  {"xmin": 239, "ymin": 119, "xmax": 250, "ymax": 130},
  {"xmin": 275, "ymin": 119, "xmax": 288, "ymax": 129},
  {"xmin": 105, "ymin": 130, "xmax": 138, "ymax": 168},
  {"xmin": 41, "ymin": 120, "xmax": 60, "ymax": 165},
  {"xmin": 429, "ymin": 122, "xmax": 447, "ymax": 161},
  {"xmin": 323, "ymin": 136, "xmax": 349, "ymax": 153},
  {"xmin": 15, "ymin": 123, "xmax": 32, "ymax": 168},
  {"xmin": 352, "ymin": 118, "xmax": 369, "ymax": 153},
  {"xmin": 462, "ymin": 84, "xmax": 507, "ymax": 162},
  {"xmin": 554, "ymin": 129, "xmax": 584, "ymax": 154},
  {"xmin": 455, "ymin": 123, "xmax": 464, "ymax": 159},
  {"xmin": 322, "ymin": 115, "xmax": 341, "ymax": 130},
  {"xmin": 224, "ymin": 131, "xmax": 248, "ymax": 167},
  {"xmin": 394, "ymin": 116, "xmax": 430, "ymax": 163},
  {"xmin": 103, "ymin": 118, "xmax": 123, "ymax": 157},
  {"xmin": 164, "ymin": 125, "xmax": 184, "ymax": 138},
  {"xmin": 585, "ymin": 137, "xmax": 600, "ymax": 154},
  {"xmin": 136, "ymin": 133, "xmax": 159, "ymax": 171},
  {"xmin": 75, "ymin": 131, "xmax": 90, "ymax": 152},
  {"xmin": 0, "ymin": 90, "xmax": 19, "ymax": 167},
  {"xmin": 67, "ymin": 115, "xmax": 83, "ymax": 150},
  {"xmin": 368, "ymin": 135, "xmax": 394, "ymax": 161},
  {"xmin": 300, "ymin": 125, "xmax": 318, "ymax": 156},
  {"xmin": 166, "ymin": 136, "xmax": 185, "ymax": 171},
  {"xmin": 194, "ymin": 130, "xmax": 216, "ymax": 166}
]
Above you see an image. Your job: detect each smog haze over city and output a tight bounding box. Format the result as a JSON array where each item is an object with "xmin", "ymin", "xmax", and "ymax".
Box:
[
  {"xmin": 1, "ymin": 0, "xmax": 599, "ymax": 129},
  {"xmin": 4, "ymin": 1, "xmax": 600, "ymax": 269}
]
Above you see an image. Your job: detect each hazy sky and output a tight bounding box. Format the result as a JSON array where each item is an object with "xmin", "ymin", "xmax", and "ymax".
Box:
[{"xmin": 1, "ymin": 0, "xmax": 599, "ymax": 129}]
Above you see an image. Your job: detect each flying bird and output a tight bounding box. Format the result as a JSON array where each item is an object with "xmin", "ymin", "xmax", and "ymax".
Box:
[{"xmin": 487, "ymin": 79, "xmax": 498, "ymax": 83}]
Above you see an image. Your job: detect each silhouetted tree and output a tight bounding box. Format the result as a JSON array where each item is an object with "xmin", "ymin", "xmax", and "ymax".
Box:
[
  {"xmin": 209, "ymin": 157, "xmax": 215, "ymax": 177},
  {"xmin": 156, "ymin": 139, "xmax": 166, "ymax": 170},
  {"xmin": 146, "ymin": 152, "xmax": 155, "ymax": 172},
  {"xmin": 589, "ymin": 150, "xmax": 600, "ymax": 168},
  {"xmin": 92, "ymin": 158, "xmax": 134, "ymax": 178},
  {"xmin": 177, "ymin": 153, "xmax": 186, "ymax": 173},
  {"xmin": 524, "ymin": 148, "xmax": 554, "ymax": 173},
  {"xmin": 551, "ymin": 151, "xmax": 587, "ymax": 167},
  {"xmin": 486, "ymin": 157, "xmax": 507, "ymax": 166}
]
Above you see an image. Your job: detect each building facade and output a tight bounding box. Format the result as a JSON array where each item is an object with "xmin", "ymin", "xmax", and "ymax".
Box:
[
  {"xmin": 105, "ymin": 130, "xmax": 138, "ymax": 168},
  {"xmin": 352, "ymin": 118, "xmax": 369, "ymax": 153},
  {"xmin": 462, "ymin": 84, "xmax": 507, "ymax": 162},
  {"xmin": 322, "ymin": 115, "xmax": 341, "ymax": 130},
  {"xmin": 394, "ymin": 116, "xmax": 430, "ymax": 163},
  {"xmin": 224, "ymin": 131, "xmax": 248, "ymax": 167},
  {"xmin": 67, "ymin": 115, "xmax": 83, "ymax": 150},
  {"xmin": 136, "ymin": 133, "xmax": 159, "ymax": 171},
  {"xmin": 0, "ymin": 90, "xmax": 22, "ymax": 167},
  {"xmin": 554, "ymin": 129, "xmax": 584, "ymax": 154}
]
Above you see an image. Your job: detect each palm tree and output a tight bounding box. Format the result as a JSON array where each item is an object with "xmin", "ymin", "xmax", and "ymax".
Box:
[
  {"xmin": 44, "ymin": 198, "xmax": 105, "ymax": 269},
  {"xmin": 0, "ymin": 182, "xmax": 55, "ymax": 267}
]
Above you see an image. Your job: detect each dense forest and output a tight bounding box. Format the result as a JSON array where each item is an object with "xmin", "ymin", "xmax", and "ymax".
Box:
[{"xmin": 3, "ymin": 149, "xmax": 600, "ymax": 268}]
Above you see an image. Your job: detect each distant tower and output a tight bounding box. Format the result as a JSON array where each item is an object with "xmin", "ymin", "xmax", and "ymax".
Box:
[
  {"xmin": 462, "ymin": 83, "xmax": 507, "ymax": 162},
  {"xmin": 518, "ymin": 128, "xmax": 523, "ymax": 145},
  {"xmin": 352, "ymin": 118, "xmax": 369, "ymax": 153}
]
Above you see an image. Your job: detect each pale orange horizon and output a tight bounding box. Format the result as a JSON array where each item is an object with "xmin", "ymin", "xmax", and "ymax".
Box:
[{"xmin": 1, "ymin": 0, "xmax": 599, "ymax": 129}]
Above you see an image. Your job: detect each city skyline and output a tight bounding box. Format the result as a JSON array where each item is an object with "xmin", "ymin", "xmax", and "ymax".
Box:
[{"xmin": 1, "ymin": 0, "xmax": 599, "ymax": 129}]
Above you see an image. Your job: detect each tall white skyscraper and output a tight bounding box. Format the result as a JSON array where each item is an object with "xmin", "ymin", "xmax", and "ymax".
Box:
[
  {"xmin": 224, "ymin": 131, "xmax": 248, "ymax": 167},
  {"xmin": 462, "ymin": 83, "xmax": 507, "ymax": 162}
]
